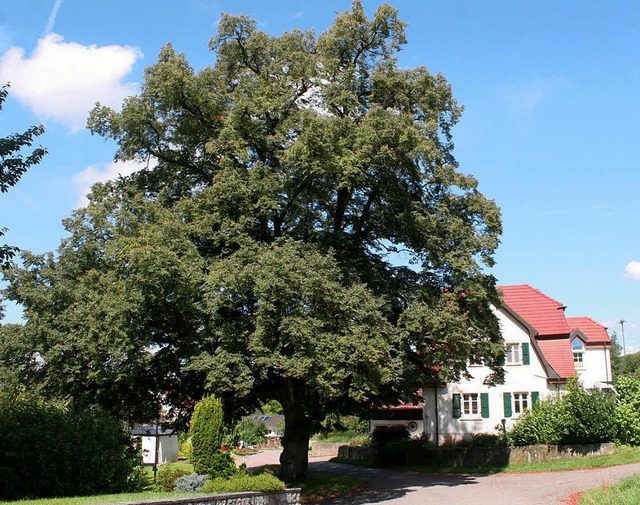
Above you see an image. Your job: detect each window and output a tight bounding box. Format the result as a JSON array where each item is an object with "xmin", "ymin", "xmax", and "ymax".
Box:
[
  {"xmin": 572, "ymin": 339, "xmax": 585, "ymax": 368},
  {"xmin": 453, "ymin": 393, "xmax": 489, "ymax": 419},
  {"xmin": 505, "ymin": 342, "xmax": 531, "ymax": 365},
  {"xmin": 463, "ymin": 393, "xmax": 479, "ymax": 416},
  {"xmin": 506, "ymin": 343, "xmax": 521, "ymax": 364},
  {"xmin": 513, "ymin": 392, "xmax": 529, "ymax": 414},
  {"xmin": 503, "ymin": 391, "xmax": 539, "ymax": 417}
]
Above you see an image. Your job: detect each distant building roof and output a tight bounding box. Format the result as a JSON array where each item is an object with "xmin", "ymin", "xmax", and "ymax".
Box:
[{"xmin": 130, "ymin": 424, "xmax": 175, "ymax": 437}]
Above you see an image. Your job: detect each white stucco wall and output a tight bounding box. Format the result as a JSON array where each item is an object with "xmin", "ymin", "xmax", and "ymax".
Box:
[
  {"xmin": 423, "ymin": 308, "xmax": 556, "ymax": 444},
  {"xmin": 576, "ymin": 344, "xmax": 612, "ymax": 388}
]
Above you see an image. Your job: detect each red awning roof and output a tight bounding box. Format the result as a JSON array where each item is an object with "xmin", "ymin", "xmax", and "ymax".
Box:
[{"xmin": 536, "ymin": 338, "xmax": 576, "ymax": 378}]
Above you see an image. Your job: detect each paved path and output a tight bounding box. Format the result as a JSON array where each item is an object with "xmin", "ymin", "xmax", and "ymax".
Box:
[
  {"xmin": 311, "ymin": 460, "xmax": 640, "ymax": 505},
  {"xmin": 237, "ymin": 449, "xmax": 640, "ymax": 504}
]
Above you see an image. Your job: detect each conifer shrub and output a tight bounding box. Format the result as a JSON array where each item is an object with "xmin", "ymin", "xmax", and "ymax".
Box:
[
  {"xmin": 190, "ymin": 395, "xmax": 236, "ymax": 478},
  {"xmin": 175, "ymin": 473, "xmax": 210, "ymax": 492}
]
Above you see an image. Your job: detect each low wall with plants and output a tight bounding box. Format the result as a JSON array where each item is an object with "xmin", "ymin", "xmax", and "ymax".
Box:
[
  {"xmin": 123, "ymin": 488, "xmax": 301, "ymax": 505},
  {"xmin": 310, "ymin": 442, "xmax": 343, "ymax": 456},
  {"xmin": 338, "ymin": 443, "xmax": 615, "ymax": 467}
]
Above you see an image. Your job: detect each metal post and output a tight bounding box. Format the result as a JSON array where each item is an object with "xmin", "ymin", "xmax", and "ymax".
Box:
[{"xmin": 620, "ymin": 319, "xmax": 627, "ymax": 356}]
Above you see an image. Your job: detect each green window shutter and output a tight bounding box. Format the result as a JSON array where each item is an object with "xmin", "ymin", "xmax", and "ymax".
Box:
[
  {"xmin": 481, "ymin": 393, "xmax": 490, "ymax": 418},
  {"xmin": 522, "ymin": 342, "xmax": 530, "ymax": 365},
  {"xmin": 503, "ymin": 392, "xmax": 513, "ymax": 417},
  {"xmin": 531, "ymin": 391, "xmax": 540, "ymax": 406},
  {"xmin": 453, "ymin": 394, "xmax": 461, "ymax": 418}
]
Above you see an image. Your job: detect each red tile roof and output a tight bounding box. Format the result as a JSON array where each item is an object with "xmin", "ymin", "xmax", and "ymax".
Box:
[
  {"xmin": 536, "ymin": 338, "xmax": 576, "ymax": 378},
  {"xmin": 498, "ymin": 284, "xmax": 577, "ymax": 379},
  {"xmin": 567, "ymin": 316, "xmax": 611, "ymax": 344},
  {"xmin": 499, "ymin": 284, "xmax": 570, "ymax": 336}
]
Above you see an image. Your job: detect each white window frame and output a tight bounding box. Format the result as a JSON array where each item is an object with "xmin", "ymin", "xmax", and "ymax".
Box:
[
  {"xmin": 513, "ymin": 392, "xmax": 530, "ymax": 415},
  {"xmin": 506, "ymin": 343, "xmax": 522, "ymax": 365},
  {"xmin": 572, "ymin": 339, "xmax": 585, "ymax": 369},
  {"xmin": 462, "ymin": 393, "xmax": 480, "ymax": 417}
]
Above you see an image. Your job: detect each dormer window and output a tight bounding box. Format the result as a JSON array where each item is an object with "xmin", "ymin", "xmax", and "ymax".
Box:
[{"xmin": 572, "ymin": 339, "xmax": 585, "ymax": 369}]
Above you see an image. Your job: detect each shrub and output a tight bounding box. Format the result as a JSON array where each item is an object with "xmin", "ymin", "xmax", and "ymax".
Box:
[
  {"xmin": 0, "ymin": 396, "xmax": 143, "ymax": 500},
  {"xmin": 371, "ymin": 425, "xmax": 410, "ymax": 446},
  {"xmin": 469, "ymin": 433, "xmax": 505, "ymax": 447},
  {"xmin": 616, "ymin": 376, "xmax": 640, "ymax": 445},
  {"xmin": 175, "ymin": 472, "xmax": 210, "ymax": 492},
  {"xmin": 201, "ymin": 473, "xmax": 285, "ymax": 494},
  {"xmin": 233, "ymin": 418, "xmax": 268, "ymax": 447},
  {"xmin": 156, "ymin": 466, "xmax": 190, "ymax": 492},
  {"xmin": 509, "ymin": 378, "xmax": 618, "ymax": 446},
  {"xmin": 191, "ymin": 395, "xmax": 232, "ymax": 477}
]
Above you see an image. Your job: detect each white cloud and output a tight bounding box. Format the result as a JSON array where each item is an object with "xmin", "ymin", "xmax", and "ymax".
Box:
[
  {"xmin": 624, "ymin": 261, "xmax": 640, "ymax": 281},
  {"xmin": 502, "ymin": 75, "xmax": 569, "ymax": 116},
  {"xmin": 73, "ymin": 159, "xmax": 149, "ymax": 207},
  {"xmin": 0, "ymin": 33, "xmax": 142, "ymax": 132}
]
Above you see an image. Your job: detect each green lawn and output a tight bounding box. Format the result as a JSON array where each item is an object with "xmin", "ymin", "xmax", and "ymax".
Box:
[
  {"xmin": 0, "ymin": 463, "xmax": 364, "ymax": 505},
  {"xmin": 580, "ymin": 475, "xmax": 640, "ymax": 505}
]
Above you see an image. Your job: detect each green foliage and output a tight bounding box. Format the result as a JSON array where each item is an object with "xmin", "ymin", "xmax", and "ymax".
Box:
[
  {"xmin": 234, "ymin": 418, "xmax": 268, "ymax": 447},
  {"xmin": 509, "ymin": 378, "xmax": 618, "ymax": 446},
  {"xmin": 201, "ymin": 473, "xmax": 285, "ymax": 494},
  {"xmin": 4, "ymin": 0, "xmax": 504, "ymax": 483},
  {"xmin": 190, "ymin": 396, "xmax": 233, "ymax": 477},
  {"xmin": 261, "ymin": 400, "xmax": 284, "ymax": 415},
  {"xmin": 469, "ymin": 433, "xmax": 505, "ymax": 448},
  {"xmin": 615, "ymin": 376, "xmax": 640, "ymax": 445},
  {"xmin": 0, "ymin": 83, "xmax": 47, "ymax": 267},
  {"xmin": 0, "ymin": 396, "xmax": 143, "ymax": 500},
  {"xmin": 155, "ymin": 466, "xmax": 190, "ymax": 492}
]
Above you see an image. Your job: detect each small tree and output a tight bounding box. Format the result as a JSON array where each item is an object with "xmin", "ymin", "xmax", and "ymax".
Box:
[{"xmin": 190, "ymin": 395, "xmax": 235, "ymax": 477}]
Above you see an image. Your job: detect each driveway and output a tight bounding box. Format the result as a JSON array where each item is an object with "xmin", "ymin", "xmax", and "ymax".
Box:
[
  {"xmin": 311, "ymin": 460, "xmax": 640, "ymax": 505},
  {"xmin": 237, "ymin": 449, "xmax": 640, "ymax": 504}
]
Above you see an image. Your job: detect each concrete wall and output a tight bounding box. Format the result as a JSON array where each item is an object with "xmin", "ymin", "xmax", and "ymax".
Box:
[
  {"xmin": 121, "ymin": 489, "xmax": 300, "ymax": 505},
  {"xmin": 338, "ymin": 443, "xmax": 615, "ymax": 467}
]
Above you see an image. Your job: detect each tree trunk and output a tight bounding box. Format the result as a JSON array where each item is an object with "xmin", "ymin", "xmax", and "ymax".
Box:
[{"xmin": 279, "ymin": 384, "xmax": 313, "ymax": 482}]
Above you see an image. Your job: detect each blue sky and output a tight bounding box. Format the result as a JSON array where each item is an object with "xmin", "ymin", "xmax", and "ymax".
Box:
[{"xmin": 1, "ymin": 1, "xmax": 639, "ymax": 351}]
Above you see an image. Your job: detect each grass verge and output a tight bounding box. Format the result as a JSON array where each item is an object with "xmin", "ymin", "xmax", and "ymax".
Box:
[
  {"xmin": 0, "ymin": 491, "xmax": 199, "ymax": 505},
  {"xmin": 580, "ymin": 475, "xmax": 640, "ymax": 505}
]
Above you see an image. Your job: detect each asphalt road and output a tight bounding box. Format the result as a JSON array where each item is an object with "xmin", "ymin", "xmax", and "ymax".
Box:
[{"xmin": 238, "ymin": 449, "xmax": 640, "ymax": 504}]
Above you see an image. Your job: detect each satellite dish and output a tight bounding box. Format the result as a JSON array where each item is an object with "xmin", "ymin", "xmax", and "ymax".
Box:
[{"xmin": 407, "ymin": 421, "xmax": 418, "ymax": 432}]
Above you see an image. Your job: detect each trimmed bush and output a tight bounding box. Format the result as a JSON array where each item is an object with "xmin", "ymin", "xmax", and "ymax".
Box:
[
  {"xmin": 175, "ymin": 473, "xmax": 210, "ymax": 492},
  {"xmin": 201, "ymin": 473, "xmax": 285, "ymax": 494},
  {"xmin": 190, "ymin": 395, "xmax": 236, "ymax": 478},
  {"xmin": 0, "ymin": 396, "xmax": 142, "ymax": 500},
  {"xmin": 156, "ymin": 466, "xmax": 190, "ymax": 492}
]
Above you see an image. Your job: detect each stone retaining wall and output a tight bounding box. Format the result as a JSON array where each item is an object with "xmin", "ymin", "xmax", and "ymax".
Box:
[
  {"xmin": 309, "ymin": 442, "xmax": 343, "ymax": 457},
  {"xmin": 120, "ymin": 489, "xmax": 300, "ymax": 505},
  {"xmin": 338, "ymin": 443, "xmax": 615, "ymax": 467}
]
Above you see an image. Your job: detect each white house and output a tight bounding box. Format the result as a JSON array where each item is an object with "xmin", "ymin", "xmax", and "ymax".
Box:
[{"xmin": 370, "ymin": 284, "xmax": 613, "ymax": 444}]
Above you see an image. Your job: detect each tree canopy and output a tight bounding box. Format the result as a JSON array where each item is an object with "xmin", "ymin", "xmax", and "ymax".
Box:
[
  {"xmin": 0, "ymin": 83, "xmax": 47, "ymax": 269},
  {"xmin": 2, "ymin": 1, "xmax": 504, "ymax": 481}
]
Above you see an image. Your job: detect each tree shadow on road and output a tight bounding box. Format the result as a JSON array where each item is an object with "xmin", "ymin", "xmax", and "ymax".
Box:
[{"xmin": 310, "ymin": 460, "xmax": 480, "ymax": 504}]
